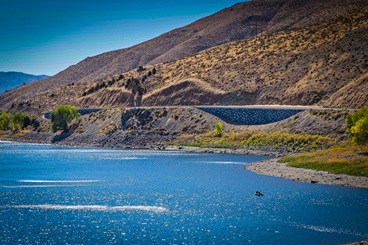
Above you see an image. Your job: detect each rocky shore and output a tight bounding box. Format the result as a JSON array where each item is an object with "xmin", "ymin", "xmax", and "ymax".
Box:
[
  {"xmin": 3, "ymin": 135, "xmax": 368, "ymax": 189},
  {"xmin": 245, "ymin": 158, "xmax": 368, "ymax": 189},
  {"xmin": 6, "ymin": 125, "xmax": 368, "ymax": 190},
  {"xmin": 164, "ymin": 145, "xmax": 284, "ymax": 157}
]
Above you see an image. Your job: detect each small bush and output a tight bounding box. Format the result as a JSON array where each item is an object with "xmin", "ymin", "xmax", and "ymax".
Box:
[
  {"xmin": 137, "ymin": 66, "xmax": 145, "ymax": 72},
  {"xmin": 215, "ymin": 122, "xmax": 223, "ymax": 137},
  {"xmin": 347, "ymin": 106, "xmax": 368, "ymax": 144}
]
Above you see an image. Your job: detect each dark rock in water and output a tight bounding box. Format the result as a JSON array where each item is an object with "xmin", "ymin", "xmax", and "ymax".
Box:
[
  {"xmin": 311, "ymin": 180, "xmax": 318, "ymax": 184},
  {"xmin": 255, "ymin": 191, "xmax": 264, "ymax": 196}
]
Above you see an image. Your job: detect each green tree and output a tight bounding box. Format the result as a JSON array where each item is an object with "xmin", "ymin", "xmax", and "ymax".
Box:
[
  {"xmin": 347, "ymin": 106, "xmax": 368, "ymax": 144},
  {"xmin": 215, "ymin": 122, "xmax": 223, "ymax": 137},
  {"xmin": 30, "ymin": 118, "xmax": 40, "ymax": 129},
  {"xmin": 12, "ymin": 112, "xmax": 32, "ymax": 130},
  {"xmin": 0, "ymin": 112, "xmax": 11, "ymax": 130},
  {"xmin": 51, "ymin": 105, "xmax": 80, "ymax": 133}
]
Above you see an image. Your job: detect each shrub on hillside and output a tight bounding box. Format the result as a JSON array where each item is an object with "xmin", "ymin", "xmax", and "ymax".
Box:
[
  {"xmin": 347, "ymin": 106, "xmax": 368, "ymax": 144},
  {"xmin": 215, "ymin": 122, "xmax": 223, "ymax": 137},
  {"xmin": 137, "ymin": 66, "xmax": 145, "ymax": 72}
]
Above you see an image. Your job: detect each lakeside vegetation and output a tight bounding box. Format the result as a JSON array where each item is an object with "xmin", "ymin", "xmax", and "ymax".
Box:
[
  {"xmin": 177, "ymin": 106, "xmax": 368, "ymax": 177},
  {"xmin": 176, "ymin": 129, "xmax": 337, "ymax": 152},
  {"xmin": 347, "ymin": 106, "xmax": 368, "ymax": 144},
  {"xmin": 0, "ymin": 111, "xmax": 38, "ymax": 131},
  {"xmin": 280, "ymin": 143, "xmax": 368, "ymax": 177},
  {"xmin": 280, "ymin": 106, "xmax": 368, "ymax": 176},
  {"xmin": 179, "ymin": 128, "xmax": 368, "ymax": 177}
]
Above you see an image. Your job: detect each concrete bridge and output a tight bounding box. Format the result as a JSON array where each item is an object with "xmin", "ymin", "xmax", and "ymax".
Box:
[{"xmin": 43, "ymin": 105, "xmax": 333, "ymax": 125}]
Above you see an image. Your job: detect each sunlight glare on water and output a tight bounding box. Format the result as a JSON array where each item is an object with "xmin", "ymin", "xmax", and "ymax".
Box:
[{"xmin": 0, "ymin": 141, "xmax": 368, "ymax": 244}]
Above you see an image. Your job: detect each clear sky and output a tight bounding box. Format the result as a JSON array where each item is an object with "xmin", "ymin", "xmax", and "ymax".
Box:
[{"xmin": 0, "ymin": 0, "xmax": 244, "ymax": 76}]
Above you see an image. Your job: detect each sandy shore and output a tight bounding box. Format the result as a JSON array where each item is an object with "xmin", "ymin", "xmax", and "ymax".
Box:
[{"xmin": 245, "ymin": 158, "xmax": 368, "ymax": 189}]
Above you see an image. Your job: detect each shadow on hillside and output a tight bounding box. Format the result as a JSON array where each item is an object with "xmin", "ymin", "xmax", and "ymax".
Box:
[{"xmin": 52, "ymin": 132, "xmax": 72, "ymax": 143}]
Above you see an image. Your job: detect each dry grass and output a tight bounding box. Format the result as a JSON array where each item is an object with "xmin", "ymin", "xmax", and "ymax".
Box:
[
  {"xmin": 3, "ymin": 5, "xmax": 368, "ymax": 114},
  {"xmin": 0, "ymin": 130, "xmax": 8, "ymax": 136},
  {"xmin": 71, "ymin": 6, "xmax": 368, "ymax": 108},
  {"xmin": 280, "ymin": 143, "xmax": 368, "ymax": 176},
  {"xmin": 176, "ymin": 129, "xmax": 337, "ymax": 152}
]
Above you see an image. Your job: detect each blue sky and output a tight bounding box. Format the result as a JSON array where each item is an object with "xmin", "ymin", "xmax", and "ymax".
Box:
[{"xmin": 0, "ymin": 0, "xmax": 244, "ymax": 76}]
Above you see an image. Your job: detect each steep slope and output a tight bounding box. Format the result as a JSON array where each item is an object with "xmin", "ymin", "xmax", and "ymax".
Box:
[
  {"xmin": 92, "ymin": 7, "xmax": 368, "ymax": 108},
  {"xmin": 5, "ymin": 5, "xmax": 367, "ymax": 117},
  {"xmin": 0, "ymin": 72, "xmax": 49, "ymax": 94},
  {"xmin": 1, "ymin": 0, "xmax": 367, "ymax": 108}
]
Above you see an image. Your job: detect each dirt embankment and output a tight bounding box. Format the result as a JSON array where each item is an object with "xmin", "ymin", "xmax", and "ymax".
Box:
[
  {"xmin": 3, "ymin": 107, "xmax": 227, "ymax": 149},
  {"xmin": 1, "ymin": 108, "xmax": 349, "ymax": 152}
]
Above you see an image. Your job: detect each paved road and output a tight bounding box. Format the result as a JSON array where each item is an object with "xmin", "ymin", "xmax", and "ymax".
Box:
[{"xmin": 109, "ymin": 105, "xmax": 356, "ymax": 110}]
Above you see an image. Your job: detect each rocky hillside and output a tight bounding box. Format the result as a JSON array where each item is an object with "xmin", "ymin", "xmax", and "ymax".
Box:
[
  {"xmin": 4, "ymin": 106, "xmax": 349, "ymax": 154},
  {"xmin": 1, "ymin": 0, "xmax": 367, "ymax": 109},
  {"xmin": 3, "ymin": 4, "xmax": 367, "ymax": 117}
]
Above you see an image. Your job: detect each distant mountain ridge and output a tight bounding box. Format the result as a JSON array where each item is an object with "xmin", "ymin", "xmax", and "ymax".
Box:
[
  {"xmin": 0, "ymin": 72, "xmax": 49, "ymax": 94},
  {"xmin": 1, "ymin": 0, "xmax": 367, "ymax": 107}
]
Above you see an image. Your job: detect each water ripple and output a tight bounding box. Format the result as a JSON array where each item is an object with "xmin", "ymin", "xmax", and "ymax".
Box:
[
  {"xmin": 3, "ymin": 205, "xmax": 169, "ymax": 213},
  {"xmin": 2, "ymin": 185, "xmax": 84, "ymax": 188},
  {"xmin": 18, "ymin": 180, "xmax": 101, "ymax": 183},
  {"xmin": 199, "ymin": 161, "xmax": 246, "ymax": 165},
  {"xmin": 291, "ymin": 222, "xmax": 368, "ymax": 238}
]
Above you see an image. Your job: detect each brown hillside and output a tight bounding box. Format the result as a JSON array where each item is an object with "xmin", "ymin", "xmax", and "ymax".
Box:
[
  {"xmin": 127, "ymin": 7, "xmax": 368, "ymax": 107},
  {"xmin": 143, "ymin": 79, "xmax": 224, "ymax": 106},
  {"xmin": 1, "ymin": 0, "xmax": 367, "ymax": 110},
  {"xmin": 3, "ymin": 5, "xmax": 368, "ymax": 117}
]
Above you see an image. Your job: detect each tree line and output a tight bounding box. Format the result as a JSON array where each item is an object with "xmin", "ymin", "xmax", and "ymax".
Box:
[{"xmin": 0, "ymin": 111, "xmax": 38, "ymax": 131}]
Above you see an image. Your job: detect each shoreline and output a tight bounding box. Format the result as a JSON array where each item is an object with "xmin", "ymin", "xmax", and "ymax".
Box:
[
  {"xmin": 245, "ymin": 158, "xmax": 368, "ymax": 189},
  {"xmin": 2, "ymin": 139, "xmax": 368, "ymax": 189},
  {"xmin": 0, "ymin": 137, "xmax": 284, "ymax": 157},
  {"xmin": 164, "ymin": 145, "xmax": 284, "ymax": 157}
]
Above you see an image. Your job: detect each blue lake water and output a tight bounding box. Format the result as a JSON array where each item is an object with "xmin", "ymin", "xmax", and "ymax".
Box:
[{"xmin": 0, "ymin": 141, "xmax": 368, "ymax": 244}]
